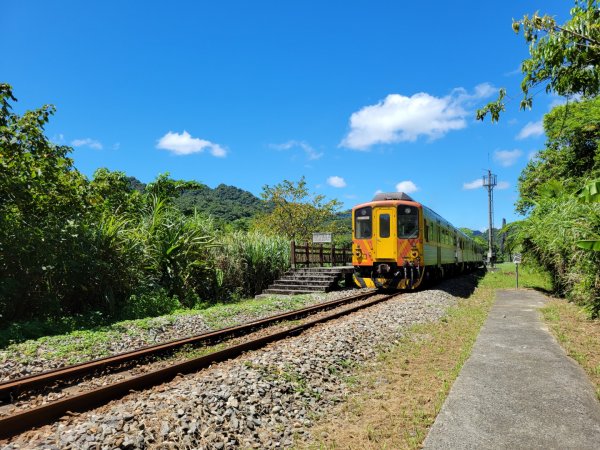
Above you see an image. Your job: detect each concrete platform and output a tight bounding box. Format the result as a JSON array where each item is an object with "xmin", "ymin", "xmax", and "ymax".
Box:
[{"xmin": 424, "ymin": 289, "xmax": 600, "ymax": 449}]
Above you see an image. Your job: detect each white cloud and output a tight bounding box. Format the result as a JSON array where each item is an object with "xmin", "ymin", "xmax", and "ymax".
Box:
[
  {"xmin": 374, "ymin": 189, "xmax": 383, "ymax": 195},
  {"xmin": 504, "ymin": 66, "xmax": 522, "ymax": 77},
  {"xmin": 112, "ymin": 142, "xmax": 121, "ymax": 150},
  {"xmin": 340, "ymin": 83, "xmax": 495, "ymax": 150},
  {"xmin": 516, "ymin": 121, "xmax": 544, "ymax": 140},
  {"xmin": 463, "ymin": 178, "xmax": 484, "ymax": 190},
  {"xmin": 396, "ymin": 180, "xmax": 418, "ymax": 194},
  {"xmin": 156, "ymin": 131, "xmax": 226, "ymax": 157},
  {"xmin": 271, "ymin": 140, "xmax": 323, "ymax": 160},
  {"xmin": 327, "ymin": 176, "xmax": 346, "ymax": 188},
  {"xmin": 71, "ymin": 138, "xmax": 103, "ymax": 150},
  {"xmin": 497, "ymin": 181, "xmax": 510, "ymax": 190},
  {"xmin": 494, "ymin": 149, "xmax": 523, "ymax": 167}
]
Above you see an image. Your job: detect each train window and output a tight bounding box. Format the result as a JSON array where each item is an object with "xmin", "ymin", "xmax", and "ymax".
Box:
[
  {"xmin": 424, "ymin": 220, "xmax": 429, "ymax": 242},
  {"xmin": 354, "ymin": 206, "xmax": 372, "ymax": 239},
  {"xmin": 397, "ymin": 206, "xmax": 419, "ymax": 238},
  {"xmin": 380, "ymin": 214, "xmax": 390, "ymax": 238}
]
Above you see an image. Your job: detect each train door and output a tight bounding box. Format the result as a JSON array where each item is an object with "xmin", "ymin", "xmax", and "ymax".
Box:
[
  {"xmin": 374, "ymin": 208, "xmax": 396, "ymax": 260},
  {"xmin": 436, "ymin": 221, "xmax": 441, "ymax": 267}
]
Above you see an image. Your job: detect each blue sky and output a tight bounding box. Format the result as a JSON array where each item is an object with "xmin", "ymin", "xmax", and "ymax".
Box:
[{"xmin": 2, "ymin": 1, "xmax": 569, "ymax": 230}]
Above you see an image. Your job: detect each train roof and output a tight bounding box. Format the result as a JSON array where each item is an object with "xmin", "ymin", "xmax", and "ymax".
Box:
[
  {"xmin": 352, "ymin": 192, "xmax": 422, "ymax": 210},
  {"xmin": 372, "ymin": 192, "xmax": 415, "ymax": 201}
]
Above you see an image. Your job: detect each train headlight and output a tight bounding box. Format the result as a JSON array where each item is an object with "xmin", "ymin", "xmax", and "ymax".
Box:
[
  {"xmin": 355, "ymin": 248, "xmax": 363, "ymax": 257},
  {"xmin": 411, "ymin": 250, "xmax": 419, "ymax": 258}
]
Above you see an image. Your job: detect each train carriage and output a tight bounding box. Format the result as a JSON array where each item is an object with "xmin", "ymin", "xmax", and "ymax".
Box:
[{"xmin": 352, "ymin": 192, "xmax": 484, "ymax": 290}]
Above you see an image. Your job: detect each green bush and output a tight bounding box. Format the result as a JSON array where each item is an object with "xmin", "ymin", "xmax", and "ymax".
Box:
[
  {"xmin": 519, "ymin": 195, "xmax": 600, "ymax": 316},
  {"xmin": 120, "ymin": 288, "xmax": 182, "ymax": 320}
]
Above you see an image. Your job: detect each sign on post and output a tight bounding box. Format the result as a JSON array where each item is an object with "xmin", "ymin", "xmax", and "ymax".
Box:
[
  {"xmin": 312, "ymin": 232, "xmax": 332, "ymax": 244},
  {"xmin": 513, "ymin": 253, "xmax": 522, "ymax": 288}
]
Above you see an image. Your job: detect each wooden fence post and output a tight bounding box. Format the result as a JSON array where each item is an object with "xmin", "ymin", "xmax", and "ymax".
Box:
[
  {"xmin": 331, "ymin": 243, "xmax": 335, "ymax": 267},
  {"xmin": 290, "ymin": 241, "xmax": 296, "ymax": 269},
  {"xmin": 319, "ymin": 244, "xmax": 323, "ymax": 266},
  {"xmin": 305, "ymin": 242, "xmax": 309, "ymax": 267}
]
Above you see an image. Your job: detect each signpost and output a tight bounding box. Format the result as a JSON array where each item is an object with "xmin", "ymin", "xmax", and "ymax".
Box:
[{"xmin": 513, "ymin": 253, "xmax": 522, "ymax": 288}]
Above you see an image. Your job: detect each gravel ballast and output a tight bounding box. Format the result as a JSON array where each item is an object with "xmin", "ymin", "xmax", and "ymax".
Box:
[
  {"xmin": 3, "ymin": 278, "xmax": 473, "ymax": 449},
  {"xmin": 0, "ymin": 290, "xmax": 369, "ymax": 383}
]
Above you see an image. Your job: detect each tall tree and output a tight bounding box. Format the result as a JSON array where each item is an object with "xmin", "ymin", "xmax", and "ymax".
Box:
[
  {"xmin": 477, "ymin": 0, "xmax": 600, "ymax": 122},
  {"xmin": 0, "ymin": 83, "xmax": 92, "ymax": 319},
  {"xmin": 516, "ymin": 97, "xmax": 600, "ymax": 213},
  {"xmin": 251, "ymin": 176, "xmax": 342, "ymax": 242}
]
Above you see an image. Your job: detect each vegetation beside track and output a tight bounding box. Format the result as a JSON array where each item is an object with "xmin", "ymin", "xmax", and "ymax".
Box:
[
  {"xmin": 302, "ymin": 266, "xmax": 550, "ymax": 450},
  {"xmin": 0, "ymin": 293, "xmax": 333, "ymax": 364},
  {"xmin": 541, "ymin": 300, "xmax": 600, "ymax": 400}
]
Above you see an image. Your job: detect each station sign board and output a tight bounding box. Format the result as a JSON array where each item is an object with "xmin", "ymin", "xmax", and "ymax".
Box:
[
  {"xmin": 312, "ymin": 232, "xmax": 332, "ymax": 244},
  {"xmin": 513, "ymin": 253, "xmax": 522, "ymax": 264}
]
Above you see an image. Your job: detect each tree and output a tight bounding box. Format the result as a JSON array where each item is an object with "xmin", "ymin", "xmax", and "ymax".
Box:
[
  {"xmin": 0, "ymin": 84, "xmax": 138, "ymax": 322},
  {"xmin": 251, "ymin": 176, "xmax": 342, "ymax": 242},
  {"xmin": 0, "ymin": 83, "xmax": 93, "ymax": 320},
  {"xmin": 516, "ymin": 97, "xmax": 600, "ymax": 213},
  {"xmin": 90, "ymin": 168, "xmax": 143, "ymax": 214},
  {"xmin": 477, "ymin": 0, "xmax": 600, "ymax": 122},
  {"xmin": 145, "ymin": 173, "xmax": 204, "ymax": 201}
]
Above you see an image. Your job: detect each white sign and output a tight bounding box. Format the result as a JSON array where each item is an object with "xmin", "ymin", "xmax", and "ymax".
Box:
[
  {"xmin": 312, "ymin": 232, "xmax": 332, "ymax": 243},
  {"xmin": 513, "ymin": 253, "xmax": 522, "ymax": 264}
]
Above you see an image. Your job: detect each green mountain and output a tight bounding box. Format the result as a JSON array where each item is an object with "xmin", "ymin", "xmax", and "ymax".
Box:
[{"xmin": 174, "ymin": 183, "xmax": 265, "ymax": 222}]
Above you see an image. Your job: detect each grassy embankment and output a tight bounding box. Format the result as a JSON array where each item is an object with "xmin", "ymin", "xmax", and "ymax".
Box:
[
  {"xmin": 303, "ymin": 263, "xmax": 552, "ymax": 450},
  {"xmin": 0, "ymin": 294, "xmax": 324, "ymax": 364},
  {"xmin": 541, "ymin": 301, "xmax": 600, "ymax": 400}
]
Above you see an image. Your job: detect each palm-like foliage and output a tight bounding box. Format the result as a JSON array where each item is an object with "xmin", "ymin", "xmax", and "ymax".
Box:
[
  {"xmin": 137, "ymin": 196, "xmax": 217, "ymax": 304},
  {"xmin": 577, "ymin": 178, "xmax": 600, "ymax": 251}
]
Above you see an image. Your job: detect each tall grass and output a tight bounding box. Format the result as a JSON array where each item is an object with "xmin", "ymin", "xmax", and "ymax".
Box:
[
  {"xmin": 518, "ymin": 196, "xmax": 600, "ymax": 316},
  {"xmin": 211, "ymin": 231, "xmax": 290, "ymax": 300}
]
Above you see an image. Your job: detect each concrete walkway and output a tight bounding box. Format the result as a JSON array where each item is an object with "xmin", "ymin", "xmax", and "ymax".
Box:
[{"xmin": 424, "ymin": 289, "xmax": 600, "ymax": 449}]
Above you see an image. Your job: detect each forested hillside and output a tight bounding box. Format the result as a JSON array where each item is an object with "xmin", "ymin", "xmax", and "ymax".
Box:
[
  {"xmin": 126, "ymin": 177, "xmax": 266, "ymax": 226},
  {"xmin": 174, "ymin": 184, "xmax": 265, "ymax": 223}
]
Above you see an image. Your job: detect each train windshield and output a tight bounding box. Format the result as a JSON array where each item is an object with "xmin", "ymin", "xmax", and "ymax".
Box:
[
  {"xmin": 354, "ymin": 206, "xmax": 372, "ymax": 239},
  {"xmin": 397, "ymin": 206, "xmax": 419, "ymax": 238}
]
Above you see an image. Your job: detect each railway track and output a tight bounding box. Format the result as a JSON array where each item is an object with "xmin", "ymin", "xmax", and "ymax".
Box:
[{"xmin": 0, "ymin": 289, "xmax": 399, "ymax": 440}]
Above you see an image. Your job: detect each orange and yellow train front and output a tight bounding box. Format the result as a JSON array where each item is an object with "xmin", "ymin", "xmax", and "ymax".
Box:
[{"xmin": 352, "ymin": 197, "xmax": 425, "ymax": 289}]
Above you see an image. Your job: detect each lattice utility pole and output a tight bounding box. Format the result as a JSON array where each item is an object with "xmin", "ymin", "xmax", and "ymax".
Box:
[{"xmin": 482, "ymin": 169, "xmax": 497, "ymax": 266}]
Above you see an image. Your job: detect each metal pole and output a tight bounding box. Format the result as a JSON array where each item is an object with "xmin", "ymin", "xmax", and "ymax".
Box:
[
  {"xmin": 482, "ymin": 169, "xmax": 497, "ymax": 268},
  {"xmin": 516, "ymin": 263, "xmax": 519, "ymax": 289},
  {"xmin": 487, "ymin": 170, "xmax": 493, "ymax": 265}
]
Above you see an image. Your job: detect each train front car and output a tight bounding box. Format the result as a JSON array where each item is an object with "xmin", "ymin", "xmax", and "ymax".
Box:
[{"xmin": 352, "ymin": 192, "xmax": 424, "ymax": 290}]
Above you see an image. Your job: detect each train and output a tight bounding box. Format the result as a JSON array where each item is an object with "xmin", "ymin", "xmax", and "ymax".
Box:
[{"xmin": 352, "ymin": 192, "xmax": 484, "ymax": 289}]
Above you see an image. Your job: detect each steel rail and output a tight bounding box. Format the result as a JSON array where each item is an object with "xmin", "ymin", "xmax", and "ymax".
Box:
[
  {"xmin": 0, "ymin": 290, "xmax": 378, "ymax": 402},
  {"xmin": 0, "ymin": 291, "xmax": 397, "ymax": 440}
]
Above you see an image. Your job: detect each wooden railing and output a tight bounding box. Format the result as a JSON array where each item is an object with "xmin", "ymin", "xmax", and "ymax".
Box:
[{"xmin": 290, "ymin": 241, "xmax": 352, "ymax": 268}]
